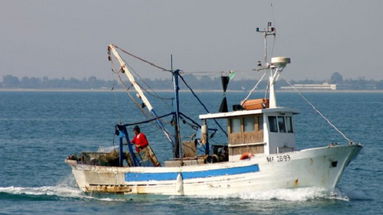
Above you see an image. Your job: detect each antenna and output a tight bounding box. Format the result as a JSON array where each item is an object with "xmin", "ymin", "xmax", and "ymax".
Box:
[
  {"xmin": 256, "ymin": 22, "xmax": 276, "ymax": 70},
  {"xmin": 255, "ymin": 22, "xmax": 290, "ymax": 108}
]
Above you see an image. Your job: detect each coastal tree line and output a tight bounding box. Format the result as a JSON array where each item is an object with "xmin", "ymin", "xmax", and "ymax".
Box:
[{"xmin": 1, "ymin": 73, "xmax": 383, "ymax": 90}]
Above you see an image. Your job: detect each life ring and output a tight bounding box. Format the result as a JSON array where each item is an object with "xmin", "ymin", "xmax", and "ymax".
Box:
[{"xmin": 240, "ymin": 152, "xmax": 253, "ymax": 160}]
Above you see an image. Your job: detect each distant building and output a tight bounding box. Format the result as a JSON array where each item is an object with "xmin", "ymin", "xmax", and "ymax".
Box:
[{"xmin": 281, "ymin": 83, "xmax": 336, "ymax": 91}]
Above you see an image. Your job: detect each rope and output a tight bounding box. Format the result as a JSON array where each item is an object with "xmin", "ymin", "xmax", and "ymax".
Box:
[
  {"xmin": 284, "ymin": 79, "xmax": 352, "ymax": 143},
  {"xmin": 179, "ymin": 115, "xmax": 199, "ymax": 130},
  {"xmin": 115, "ymin": 69, "xmax": 152, "ymax": 118},
  {"xmin": 129, "ymin": 69, "xmax": 174, "ymax": 101},
  {"xmin": 109, "ymin": 49, "xmax": 176, "ymax": 147},
  {"xmin": 121, "ymin": 112, "xmax": 174, "ymax": 127},
  {"xmin": 264, "ymin": 81, "xmax": 269, "ymax": 100},
  {"xmin": 143, "ymin": 88, "xmax": 174, "ymax": 100},
  {"xmin": 179, "ymin": 112, "xmax": 218, "ymax": 133},
  {"xmin": 242, "ymin": 71, "xmax": 267, "ymax": 103},
  {"xmin": 179, "ymin": 73, "xmax": 228, "ymax": 137},
  {"xmin": 183, "ymin": 70, "xmax": 253, "ymax": 75},
  {"xmin": 109, "ymin": 55, "xmax": 153, "ymax": 119},
  {"xmin": 112, "ymin": 44, "xmax": 170, "ymax": 72},
  {"xmin": 124, "ymin": 61, "xmax": 174, "ymax": 101},
  {"xmin": 111, "ymin": 74, "xmax": 124, "ymax": 123}
]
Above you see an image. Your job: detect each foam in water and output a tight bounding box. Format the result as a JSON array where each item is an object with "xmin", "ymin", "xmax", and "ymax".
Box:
[
  {"xmin": 186, "ymin": 187, "xmax": 349, "ymax": 202},
  {"xmin": 0, "ymin": 176, "xmax": 127, "ymax": 202},
  {"xmin": 236, "ymin": 187, "xmax": 349, "ymax": 201},
  {"xmin": 0, "ymin": 185, "xmax": 81, "ymax": 198},
  {"xmin": 0, "ymin": 175, "xmax": 349, "ymax": 202}
]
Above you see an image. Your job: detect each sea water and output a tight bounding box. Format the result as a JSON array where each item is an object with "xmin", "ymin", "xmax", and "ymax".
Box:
[{"xmin": 0, "ymin": 91, "xmax": 381, "ymax": 215}]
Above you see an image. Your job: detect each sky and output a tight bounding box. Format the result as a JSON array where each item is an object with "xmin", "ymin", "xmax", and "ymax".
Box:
[{"xmin": 0, "ymin": 0, "xmax": 382, "ymax": 81}]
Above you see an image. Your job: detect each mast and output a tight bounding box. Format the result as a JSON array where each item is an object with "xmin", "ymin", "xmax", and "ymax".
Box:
[
  {"xmin": 256, "ymin": 22, "xmax": 276, "ymax": 107},
  {"xmin": 269, "ymin": 67, "xmax": 279, "ymax": 108},
  {"xmin": 256, "ymin": 22, "xmax": 290, "ymax": 108},
  {"xmin": 257, "ymin": 22, "xmax": 275, "ymax": 66},
  {"xmin": 171, "ymin": 55, "xmax": 181, "ymax": 158}
]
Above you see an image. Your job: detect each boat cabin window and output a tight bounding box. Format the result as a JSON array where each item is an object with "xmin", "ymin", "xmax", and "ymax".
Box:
[
  {"xmin": 229, "ymin": 115, "xmax": 262, "ymax": 133},
  {"xmin": 278, "ymin": 116, "xmax": 286, "ymax": 133},
  {"xmin": 231, "ymin": 118, "xmax": 241, "ymax": 133},
  {"xmin": 268, "ymin": 116, "xmax": 278, "ymax": 132},
  {"xmin": 268, "ymin": 115, "xmax": 294, "ymax": 133},
  {"xmin": 244, "ymin": 117, "xmax": 255, "ymax": 132},
  {"xmin": 228, "ymin": 115, "xmax": 264, "ymax": 154},
  {"xmin": 286, "ymin": 116, "xmax": 293, "ymax": 133},
  {"xmin": 258, "ymin": 116, "xmax": 263, "ymax": 130}
]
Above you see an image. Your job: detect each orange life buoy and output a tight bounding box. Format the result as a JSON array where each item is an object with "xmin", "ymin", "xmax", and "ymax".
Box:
[
  {"xmin": 241, "ymin": 99, "xmax": 269, "ymax": 110},
  {"xmin": 240, "ymin": 152, "xmax": 253, "ymax": 160}
]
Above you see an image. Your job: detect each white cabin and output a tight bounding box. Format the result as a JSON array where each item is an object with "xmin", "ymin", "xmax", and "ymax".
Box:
[{"xmin": 199, "ymin": 106, "xmax": 298, "ymax": 161}]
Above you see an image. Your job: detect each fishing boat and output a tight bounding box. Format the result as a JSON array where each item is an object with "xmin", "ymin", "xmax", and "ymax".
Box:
[{"xmin": 65, "ymin": 22, "xmax": 362, "ymax": 195}]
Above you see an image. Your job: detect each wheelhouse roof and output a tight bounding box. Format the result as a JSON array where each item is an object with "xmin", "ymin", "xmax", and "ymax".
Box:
[{"xmin": 199, "ymin": 107, "xmax": 299, "ymax": 120}]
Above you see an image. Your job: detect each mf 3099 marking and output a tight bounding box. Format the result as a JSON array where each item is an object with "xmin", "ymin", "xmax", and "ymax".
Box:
[{"xmin": 266, "ymin": 154, "xmax": 291, "ymax": 163}]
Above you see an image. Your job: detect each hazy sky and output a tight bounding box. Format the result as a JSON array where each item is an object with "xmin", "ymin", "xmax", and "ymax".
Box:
[{"xmin": 1, "ymin": 0, "xmax": 382, "ymax": 81}]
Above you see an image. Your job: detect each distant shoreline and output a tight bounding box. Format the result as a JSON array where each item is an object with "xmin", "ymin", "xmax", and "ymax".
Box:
[{"xmin": 1, "ymin": 88, "xmax": 383, "ymax": 93}]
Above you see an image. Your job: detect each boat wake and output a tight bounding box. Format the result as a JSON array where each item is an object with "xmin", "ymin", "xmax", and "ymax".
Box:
[
  {"xmin": 188, "ymin": 187, "xmax": 350, "ymax": 202},
  {"xmin": 0, "ymin": 185, "xmax": 82, "ymax": 200},
  {"xmin": 0, "ymin": 176, "xmax": 350, "ymax": 202},
  {"xmin": 0, "ymin": 185, "xmax": 348, "ymax": 202},
  {"xmin": 0, "ymin": 177, "xmax": 127, "ymax": 202},
  {"xmin": 235, "ymin": 187, "xmax": 349, "ymax": 201}
]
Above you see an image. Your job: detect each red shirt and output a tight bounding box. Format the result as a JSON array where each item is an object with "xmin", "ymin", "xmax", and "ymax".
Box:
[{"xmin": 131, "ymin": 133, "xmax": 149, "ymax": 152}]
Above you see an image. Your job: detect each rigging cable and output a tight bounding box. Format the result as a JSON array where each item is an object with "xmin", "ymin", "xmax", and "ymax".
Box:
[
  {"xmin": 242, "ymin": 71, "xmax": 267, "ymax": 102},
  {"xmin": 109, "ymin": 55, "xmax": 153, "ymax": 119},
  {"xmin": 115, "ymin": 51, "xmax": 174, "ymax": 107},
  {"xmin": 109, "ymin": 47, "xmax": 176, "ymax": 146},
  {"xmin": 111, "ymin": 74, "xmax": 124, "ymax": 123},
  {"xmin": 110, "ymin": 77, "xmax": 120, "ymax": 147},
  {"xmin": 264, "ymin": 76, "xmax": 270, "ymax": 100},
  {"xmin": 110, "ymin": 46, "xmax": 228, "ymax": 139},
  {"xmin": 109, "ymin": 45, "xmax": 173, "ymax": 102},
  {"xmin": 120, "ymin": 112, "xmax": 175, "ymax": 127},
  {"xmin": 178, "ymin": 73, "xmax": 228, "ymax": 137},
  {"xmin": 128, "ymin": 66, "xmax": 174, "ymax": 101},
  {"xmin": 109, "ymin": 51, "xmax": 166, "ymax": 120},
  {"xmin": 283, "ymin": 79, "xmax": 352, "ymax": 143},
  {"xmin": 113, "ymin": 45, "xmax": 170, "ymax": 72},
  {"xmin": 122, "ymin": 65, "xmax": 174, "ymax": 125},
  {"xmin": 183, "ymin": 70, "xmax": 254, "ymax": 75},
  {"xmin": 179, "ymin": 112, "xmax": 218, "ymax": 133}
]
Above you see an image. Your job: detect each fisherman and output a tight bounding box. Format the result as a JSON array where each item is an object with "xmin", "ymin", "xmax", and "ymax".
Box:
[{"xmin": 131, "ymin": 125, "xmax": 161, "ymax": 167}]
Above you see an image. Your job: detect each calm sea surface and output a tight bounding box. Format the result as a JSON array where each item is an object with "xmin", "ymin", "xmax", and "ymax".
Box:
[{"xmin": 0, "ymin": 91, "xmax": 381, "ymax": 215}]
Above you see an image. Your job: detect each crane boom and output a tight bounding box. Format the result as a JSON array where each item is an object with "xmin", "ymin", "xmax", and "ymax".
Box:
[{"xmin": 108, "ymin": 44, "xmax": 175, "ymax": 146}]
